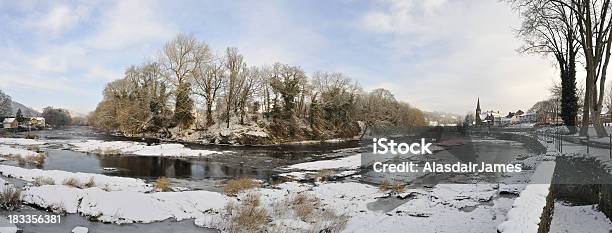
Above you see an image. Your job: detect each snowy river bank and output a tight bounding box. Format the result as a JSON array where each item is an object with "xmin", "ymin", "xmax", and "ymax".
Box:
[{"xmin": 0, "ymin": 127, "xmax": 604, "ymax": 232}]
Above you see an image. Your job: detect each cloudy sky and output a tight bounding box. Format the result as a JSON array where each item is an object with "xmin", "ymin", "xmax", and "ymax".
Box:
[{"xmin": 0, "ymin": 0, "xmax": 558, "ymax": 115}]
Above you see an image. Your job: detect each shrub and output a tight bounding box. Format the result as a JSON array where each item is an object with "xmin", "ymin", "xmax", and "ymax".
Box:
[
  {"xmin": 0, "ymin": 187, "xmax": 21, "ymax": 211},
  {"xmin": 33, "ymin": 176, "xmax": 55, "ymax": 186},
  {"xmin": 155, "ymin": 177, "xmax": 171, "ymax": 192},
  {"xmin": 224, "ymin": 178, "xmax": 260, "ymax": 196},
  {"xmin": 62, "ymin": 177, "xmax": 81, "ymax": 188}
]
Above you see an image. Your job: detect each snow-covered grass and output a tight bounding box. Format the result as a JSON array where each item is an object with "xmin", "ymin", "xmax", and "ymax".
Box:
[
  {"xmin": 497, "ymin": 161, "xmax": 556, "ymax": 233},
  {"xmin": 70, "ymin": 140, "xmax": 221, "ymax": 157},
  {"xmin": 549, "ymin": 202, "xmax": 612, "ymax": 233},
  {"xmin": 0, "ymin": 165, "xmax": 152, "ymax": 192}
]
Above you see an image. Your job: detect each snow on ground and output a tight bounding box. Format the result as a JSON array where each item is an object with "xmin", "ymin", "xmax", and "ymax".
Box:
[
  {"xmin": 0, "ymin": 165, "xmax": 151, "ymax": 192},
  {"xmin": 0, "ymin": 145, "xmax": 39, "ymax": 159},
  {"xmin": 470, "ymin": 139, "xmax": 524, "ymax": 146},
  {"xmin": 22, "ymin": 185, "xmax": 229, "ymax": 224},
  {"xmin": 284, "ymin": 154, "xmax": 362, "ymax": 171},
  {"xmin": 497, "ymin": 161, "xmax": 556, "ymax": 233},
  {"xmin": 0, "ymin": 163, "xmax": 530, "ymax": 232},
  {"xmin": 506, "ymin": 123, "xmax": 535, "ymax": 129},
  {"xmin": 0, "ymin": 217, "xmax": 19, "ymax": 233},
  {"xmin": 549, "ymin": 202, "xmax": 612, "ymax": 233},
  {"xmin": 306, "ymin": 182, "xmax": 514, "ymax": 233},
  {"xmin": 0, "ymin": 138, "xmax": 46, "ymax": 146},
  {"xmin": 71, "ymin": 226, "xmax": 88, "ymax": 233},
  {"xmin": 70, "ymin": 140, "xmax": 221, "ymax": 157}
]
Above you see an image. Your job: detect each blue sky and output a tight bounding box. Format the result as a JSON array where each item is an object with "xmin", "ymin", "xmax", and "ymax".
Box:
[{"xmin": 0, "ymin": 0, "xmax": 557, "ymax": 115}]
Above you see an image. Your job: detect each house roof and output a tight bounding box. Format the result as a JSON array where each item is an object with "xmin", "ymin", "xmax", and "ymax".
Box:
[{"xmin": 3, "ymin": 118, "xmax": 15, "ymax": 124}]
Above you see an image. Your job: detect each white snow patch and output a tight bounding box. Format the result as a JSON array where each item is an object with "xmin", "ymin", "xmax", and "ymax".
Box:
[
  {"xmin": 22, "ymin": 185, "xmax": 229, "ymax": 224},
  {"xmin": 0, "ymin": 138, "xmax": 46, "ymax": 146},
  {"xmin": 22, "ymin": 185, "xmax": 83, "ymax": 213},
  {"xmin": 497, "ymin": 161, "xmax": 556, "ymax": 233},
  {"xmin": 285, "ymin": 154, "xmax": 361, "ymax": 171},
  {"xmin": 70, "ymin": 140, "xmax": 220, "ymax": 157},
  {"xmin": 71, "ymin": 226, "xmax": 88, "ymax": 233},
  {"xmin": 0, "ymin": 145, "xmax": 40, "ymax": 159},
  {"xmin": 549, "ymin": 202, "xmax": 612, "ymax": 233},
  {"xmin": 0, "ymin": 165, "xmax": 151, "ymax": 192}
]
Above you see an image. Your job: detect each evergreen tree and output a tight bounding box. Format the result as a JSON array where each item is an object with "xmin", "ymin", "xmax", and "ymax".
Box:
[
  {"xmin": 560, "ymin": 55, "xmax": 578, "ymax": 131},
  {"xmin": 15, "ymin": 108, "xmax": 25, "ymax": 124},
  {"xmin": 174, "ymin": 82, "xmax": 195, "ymax": 130}
]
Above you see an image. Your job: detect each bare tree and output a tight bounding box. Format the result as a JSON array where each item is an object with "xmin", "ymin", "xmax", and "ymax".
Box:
[
  {"xmin": 512, "ymin": 0, "xmax": 580, "ymax": 132},
  {"xmin": 160, "ymin": 34, "xmax": 199, "ymax": 129},
  {"xmin": 192, "ymin": 43, "xmax": 223, "ymax": 127},
  {"xmin": 224, "ymin": 47, "xmax": 245, "ymax": 128},
  {"xmin": 235, "ymin": 66, "xmax": 260, "ymax": 124},
  {"xmin": 553, "ymin": 0, "xmax": 612, "ymax": 136}
]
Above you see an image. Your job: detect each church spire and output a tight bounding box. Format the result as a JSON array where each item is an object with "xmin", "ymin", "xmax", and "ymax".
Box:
[{"xmin": 476, "ymin": 97, "xmax": 481, "ymax": 112}]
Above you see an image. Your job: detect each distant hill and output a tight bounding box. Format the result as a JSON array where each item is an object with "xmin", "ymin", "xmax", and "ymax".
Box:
[{"xmin": 10, "ymin": 100, "xmax": 40, "ymax": 117}]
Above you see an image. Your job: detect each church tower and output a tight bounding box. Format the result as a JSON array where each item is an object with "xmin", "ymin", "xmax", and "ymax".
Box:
[{"xmin": 475, "ymin": 97, "xmax": 482, "ymax": 126}]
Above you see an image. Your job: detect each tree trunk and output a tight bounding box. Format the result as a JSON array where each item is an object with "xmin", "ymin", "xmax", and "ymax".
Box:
[{"xmin": 206, "ymin": 102, "xmax": 214, "ymax": 127}]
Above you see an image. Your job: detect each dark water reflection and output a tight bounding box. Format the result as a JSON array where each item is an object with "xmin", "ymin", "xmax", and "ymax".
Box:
[{"xmin": 37, "ymin": 149, "xmax": 277, "ymax": 180}]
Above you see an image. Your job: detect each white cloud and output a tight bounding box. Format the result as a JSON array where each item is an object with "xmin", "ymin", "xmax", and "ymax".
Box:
[
  {"xmin": 358, "ymin": 0, "xmax": 557, "ymax": 114},
  {"xmin": 226, "ymin": 1, "xmax": 326, "ymax": 67},
  {"xmin": 21, "ymin": 4, "xmax": 90, "ymax": 34},
  {"xmin": 88, "ymin": 0, "xmax": 173, "ymax": 50}
]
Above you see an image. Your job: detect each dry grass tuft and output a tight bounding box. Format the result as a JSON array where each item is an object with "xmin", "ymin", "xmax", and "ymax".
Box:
[
  {"xmin": 315, "ymin": 169, "xmax": 335, "ymax": 181},
  {"xmin": 0, "ymin": 187, "xmax": 21, "ymax": 211},
  {"xmin": 15, "ymin": 156, "xmax": 26, "ymax": 166},
  {"xmin": 307, "ymin": 209, "xmax": 349, "ymax": 233},
  {"xmin": 155, "ymin": 177, "xmax": 171, "ymax": 192},
  {"xmin": 62, "ymin": 177, "xmax": 81, "ymax": 188},
  {"xmin": 26, "ymin": 145, "xmax": 41, "ymax": 152},
  {"xmin": 379, "ymin": 180, "xmax": 406, "ymax": 193},
  {"xmin": 33, "ymin": 176, "xmax": 55, "ymax": 186},
  {"xmin": 49, "ymin": 202, "xmax": 66, "ymax": 214},
  {"xmin": 26, "ymin": 153, "xmax": 45, "ymax": 165},
  {"xmin": 84, "ymin": 177, "xmax": 96, "ymax": 188},
  {"xmin": 241, "ymin": 192, "xmax": 261, "ymax": 207},
  {"xmin": 290, "ymin": 193, "xmax": 321, "ymax": 220},
  {"xmin": 227, "ymin": 193, "xmax": 269, "ymax": 233},
  {"xmin": 224, "ymin": 178, "xmax": 260, "ymax": 196}
]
